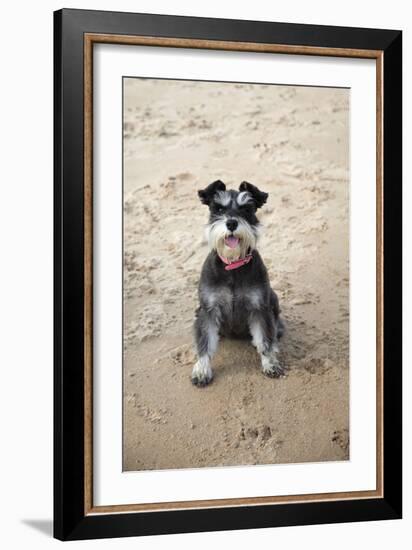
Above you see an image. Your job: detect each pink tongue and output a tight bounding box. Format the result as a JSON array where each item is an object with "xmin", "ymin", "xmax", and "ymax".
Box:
[{"xmin": 225, "ymin": 236, "xmax": 240, "ymax": 249}]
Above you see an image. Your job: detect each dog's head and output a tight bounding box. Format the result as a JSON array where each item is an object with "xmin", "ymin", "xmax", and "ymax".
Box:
[{"xmin": 198, "ymin": 180, "xmax": 268, "ymax": 261}]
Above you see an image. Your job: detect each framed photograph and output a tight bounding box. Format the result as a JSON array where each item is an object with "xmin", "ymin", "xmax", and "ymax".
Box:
[{"xmin": 54, "ymin": 8, "xmax": 402, "ymax": 540}]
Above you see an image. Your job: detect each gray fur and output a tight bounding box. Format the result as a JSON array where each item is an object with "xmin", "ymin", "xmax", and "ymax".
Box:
[{"xmin": 192, "ymin": 181, "xmax": 285, "ymax": 386}]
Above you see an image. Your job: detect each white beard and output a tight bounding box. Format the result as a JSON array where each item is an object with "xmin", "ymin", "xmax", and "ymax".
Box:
[{"xmin": 205, "ymin": 217, "xmax": 260, "ymax": 261}]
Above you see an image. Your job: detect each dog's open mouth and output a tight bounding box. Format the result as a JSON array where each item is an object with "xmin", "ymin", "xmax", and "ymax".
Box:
[{"xmin": 224, "ymin": 235, "xmax": 240, "ymax": 249}]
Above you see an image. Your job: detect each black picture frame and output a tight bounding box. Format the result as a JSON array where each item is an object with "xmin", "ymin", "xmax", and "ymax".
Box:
[{"xmin": 54, "ymin": 8, "xmax": 402, "ymax": 541}]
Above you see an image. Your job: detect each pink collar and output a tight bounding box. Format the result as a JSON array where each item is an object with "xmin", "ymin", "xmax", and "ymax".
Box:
[{"xmin": 218, "ymin": 253, "xmax": 253, "ymax": 271}]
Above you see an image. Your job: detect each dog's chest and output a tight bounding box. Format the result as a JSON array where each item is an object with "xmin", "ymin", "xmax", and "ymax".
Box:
[{"xmin": 202, "ymin": 284, "xmax": 263, "ymax": 315}]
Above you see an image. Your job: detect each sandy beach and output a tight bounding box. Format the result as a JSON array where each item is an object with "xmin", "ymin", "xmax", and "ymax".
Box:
[{"xmin": 123, "ymin": 78, "xmax": 349, "ymax": 471}]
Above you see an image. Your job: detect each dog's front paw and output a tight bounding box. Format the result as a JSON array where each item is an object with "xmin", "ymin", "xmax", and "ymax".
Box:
[
  {"xmin": 191, "ymin": 374, "xmax": 213, "ymax": 387},
  {"xmin": 191, "ymin": 358, "xmax": 213, "ymax": 387},
  {"xmin": 262, "ymin": 354, "xmax": 286, "ymax": 379}
]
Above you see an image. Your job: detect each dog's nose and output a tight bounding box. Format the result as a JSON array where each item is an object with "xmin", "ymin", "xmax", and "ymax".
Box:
[{"xmin": 226, "ymin": 219, "xmax": 238, "ymax": 232}]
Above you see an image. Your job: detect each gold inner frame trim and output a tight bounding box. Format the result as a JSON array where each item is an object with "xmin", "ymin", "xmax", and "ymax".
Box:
[{"xmin": 84, "ymin": 32, "xmax": 384, "ymax": 515}]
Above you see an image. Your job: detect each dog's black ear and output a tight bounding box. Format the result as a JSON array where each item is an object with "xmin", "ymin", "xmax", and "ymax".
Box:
[
  {"xmin": 198, "ymin": 180, "xmax": 226, "ymax": 205},
  {"xmin": 239, "ymin": 181, "xmax": 268, "ymax": 209}
]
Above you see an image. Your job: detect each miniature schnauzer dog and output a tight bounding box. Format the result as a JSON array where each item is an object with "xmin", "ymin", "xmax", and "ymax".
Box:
[{"xmin": 192, "ymin": 180, "xmax": 285, "ymax": 387}]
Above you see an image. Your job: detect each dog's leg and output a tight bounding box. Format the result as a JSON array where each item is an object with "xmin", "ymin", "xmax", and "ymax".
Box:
[
  {"xmin": 270, "ymin": 288, "xmax": 285, "ymax": 339},
  {"xmin": 192, "ymin": 308, "xmax": 219, "ymax": 387},
  {"xmin": 249, "ymin": 311, "xmax": 285, "ymax": 378}
]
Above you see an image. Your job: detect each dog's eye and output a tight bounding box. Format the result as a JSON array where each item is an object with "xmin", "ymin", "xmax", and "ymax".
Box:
[{"xmin": 215, "ymin": 206, "xmax": 225, "ymax": 214}]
